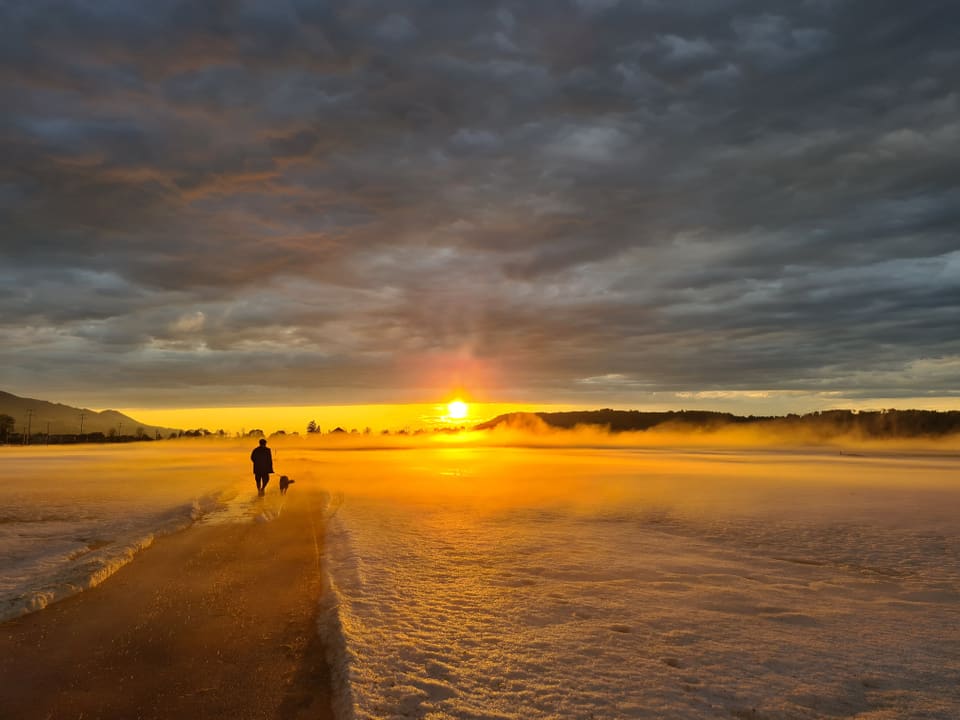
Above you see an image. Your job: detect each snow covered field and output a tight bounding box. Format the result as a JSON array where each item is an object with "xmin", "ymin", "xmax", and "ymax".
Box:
[
  {"xmin": 2, "ymin": 439, "xmax": 958, "ymax": 718},
  {"xmin": 312, "ymin": 445, "xmax": 960, "ymax": 720},
  {"xmin": 0, "ymin": 444, "xmax": 244, "ymax": 619}
]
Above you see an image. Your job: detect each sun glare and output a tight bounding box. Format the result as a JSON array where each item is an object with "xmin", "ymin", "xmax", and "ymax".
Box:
[{"xmin": 447, "ymin": 400, "xmax": 469, "ymax": 420}]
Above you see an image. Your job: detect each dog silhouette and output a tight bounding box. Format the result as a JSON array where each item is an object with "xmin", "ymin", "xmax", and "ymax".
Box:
[{"xmin": 278, "ymin": 475, "xmax": 295, "ymax": 495}]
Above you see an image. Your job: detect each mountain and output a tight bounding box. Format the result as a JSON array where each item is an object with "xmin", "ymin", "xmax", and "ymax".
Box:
[
  {"xmin": 473, "ymin": 409, "xmax": 751, "ymax": 432},
  {"xmin": 0, "ymin": 390, "xmax": 181, "ymax": 439},
  {"xmin": 474, "ymin": 408, "xmax": 960, "ymax": 439}
]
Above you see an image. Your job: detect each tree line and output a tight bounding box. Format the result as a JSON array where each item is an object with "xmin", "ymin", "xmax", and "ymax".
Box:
[
  {"xmin": 489, "ymin": 408, "xmax": 960, "ymax": 439},
  {"xmin": 0, "ymin": 414, "xmax": 234, "ymax": 445}
]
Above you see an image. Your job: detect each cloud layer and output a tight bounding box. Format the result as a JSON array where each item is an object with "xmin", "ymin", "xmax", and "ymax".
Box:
[{"xmin": 2, "ymin": 1, "xmax": 959, "ymax": 409}]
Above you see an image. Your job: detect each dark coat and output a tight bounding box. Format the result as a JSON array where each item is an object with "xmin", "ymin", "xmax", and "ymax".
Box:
[{"xmin": 250, "ymin": 445, "xmax": 274, "ymax": 475}]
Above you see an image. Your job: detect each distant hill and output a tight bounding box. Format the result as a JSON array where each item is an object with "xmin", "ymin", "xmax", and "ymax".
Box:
[
  {"xmin": 0, "ymin": 390, "xmax": 180, "ymax": 440},
  {"xmin": 475, "ymin": 408, "xmax": 960, "ymax": 439}
]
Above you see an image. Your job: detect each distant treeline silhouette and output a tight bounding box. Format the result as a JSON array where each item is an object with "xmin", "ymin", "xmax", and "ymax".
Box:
[
  {"xmin": 0, "ymin": 413, "xmax": 228, "ymax": 445},
  {"xmin": 476, "ymin": 409, "xmax": 960, "ymax": 439}
]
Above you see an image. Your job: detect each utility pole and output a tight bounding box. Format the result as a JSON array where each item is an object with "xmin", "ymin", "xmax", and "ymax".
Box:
[
  {"xmin": 46, "ymin": 421, "xmax": 51, "ymax": 444},
  {"xmin": 79, "ymin": 412, "xmax": 85, "ymax": 435},
  {"xmin": 25, "ymin": 409, "xmax": 33, "ymax": 445}
]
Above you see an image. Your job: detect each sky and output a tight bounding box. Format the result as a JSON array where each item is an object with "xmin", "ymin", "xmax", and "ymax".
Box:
[{"xmin": 2, "ymin": 0, "xmax": 959, "ymax": 422}]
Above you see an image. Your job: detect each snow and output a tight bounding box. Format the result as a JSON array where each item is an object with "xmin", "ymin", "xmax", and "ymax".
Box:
[
  {"xmin": 313, "ymin": 445, "xmax": 960, "ymax": 720},
  {"xmin": 2, "ymin": 440, "xmax": 958, "ymax": 719},
  {"xmin": 0, "ymin": 444, "xmax": 244, "ymax": 619}
]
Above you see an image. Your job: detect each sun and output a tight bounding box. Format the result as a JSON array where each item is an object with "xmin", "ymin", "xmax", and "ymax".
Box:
[{"xmin": 447, "ymin": 400, "xmax": 469, "ymax": 420}]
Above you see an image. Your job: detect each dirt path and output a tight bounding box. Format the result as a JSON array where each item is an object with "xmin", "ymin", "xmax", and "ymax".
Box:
[{"xmin": 0, "ymin": 489, "xmax": 336, "ymax": 720}]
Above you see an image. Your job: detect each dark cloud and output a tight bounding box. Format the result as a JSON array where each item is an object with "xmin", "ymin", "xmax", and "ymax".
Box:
[{"xmin": 2, "ymin": 0, "xmax": 958, "ymax": 409}]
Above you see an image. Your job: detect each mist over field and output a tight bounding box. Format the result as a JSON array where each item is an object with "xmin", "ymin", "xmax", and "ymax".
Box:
[
  {"xmin": 4, "ymin": 1, "xmax": 959, "ymax": 715},
  {"xmin": 3, "ymin": 432, "xmax": 959, "ymax": 718}
]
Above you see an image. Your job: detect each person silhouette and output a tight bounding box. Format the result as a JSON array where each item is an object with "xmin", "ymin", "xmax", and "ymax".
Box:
[{"xmin": 250, "ymin": 438, "xmax": 273, "ymax": 496}]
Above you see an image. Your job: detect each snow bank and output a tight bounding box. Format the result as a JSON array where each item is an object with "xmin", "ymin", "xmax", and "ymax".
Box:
[{"xmin": 0, "ymin": 445, "xmax": 244, "ymax": 622}]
